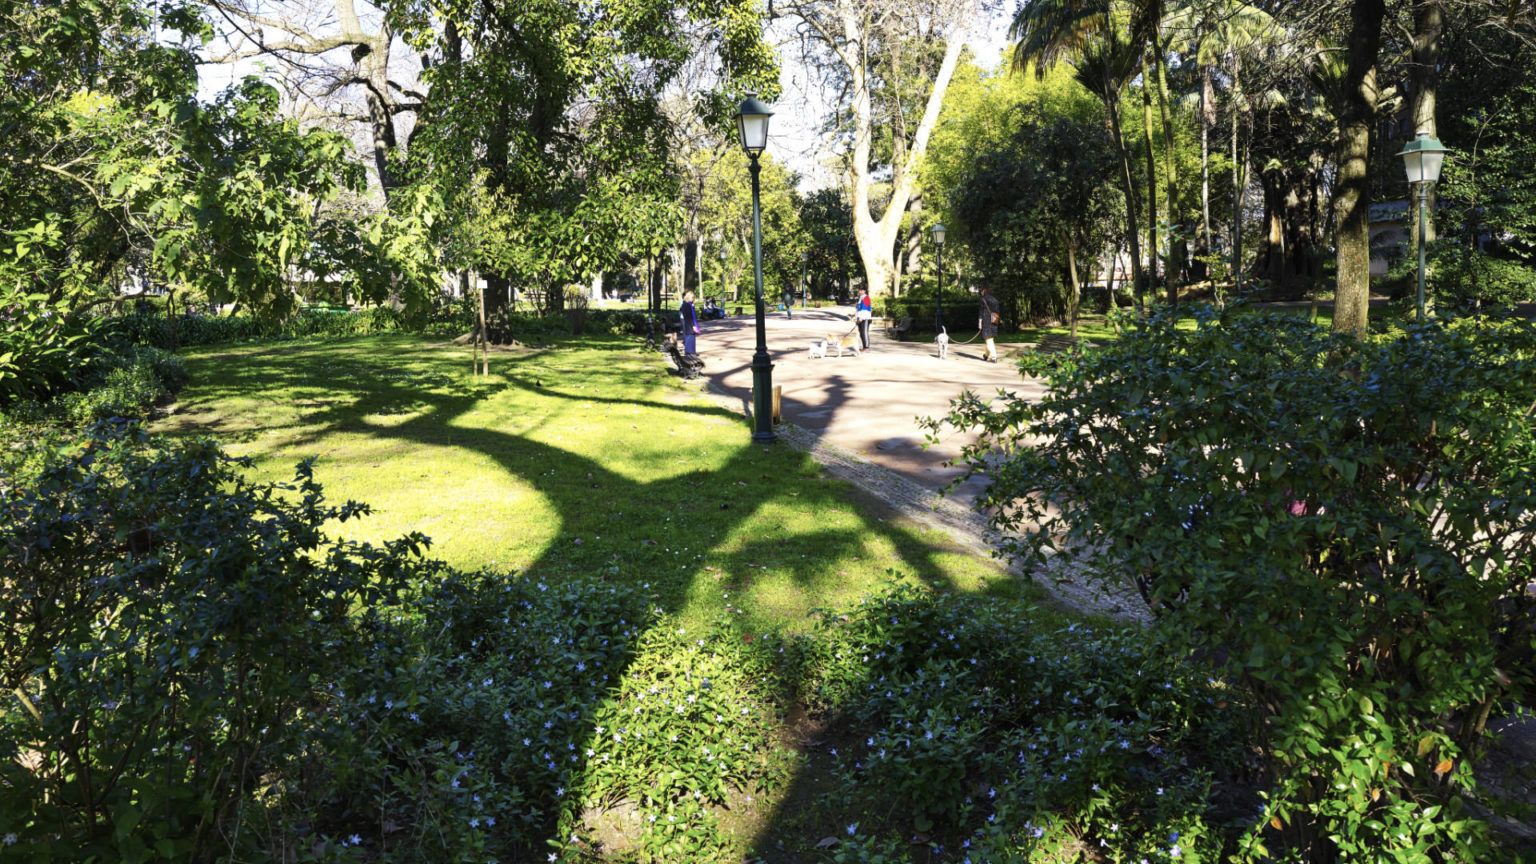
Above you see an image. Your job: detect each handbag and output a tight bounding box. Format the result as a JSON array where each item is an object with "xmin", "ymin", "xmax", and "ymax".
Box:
[{"xmin": 990, "ymin": 311, "xmax": 1000, "ymax": 324}]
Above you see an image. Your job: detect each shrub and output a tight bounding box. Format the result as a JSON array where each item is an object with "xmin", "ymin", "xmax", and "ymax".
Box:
[
  {"xmin": 586, "ymin": 308, "xmax": 649, "ymax": 336},
  {"xmin": 0, "ymin": 426, "xmax": 429, "ymax": 861},
  {"xmin": 931, "ymin": 305, "xmax": 1536, "ymax": 861},
  {"xmin": 798, "ymin": 583, "xmax": 1236, "ymax": 857},
  {"xmin": 57, "ymin": 361, "xmax": 168, "ymax": 425},
  {"xmin": 1385, "ymin": 240, "xmax": 1536, "ymax": 310}
]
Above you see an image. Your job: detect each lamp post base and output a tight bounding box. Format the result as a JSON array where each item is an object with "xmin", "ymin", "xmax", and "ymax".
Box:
[{"xmin": 750, "ymin": 351, "xmax": 776, "ymax": 443}]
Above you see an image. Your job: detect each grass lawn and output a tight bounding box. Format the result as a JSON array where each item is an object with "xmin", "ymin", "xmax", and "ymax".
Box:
[{"xmin": 154, "ymin": 333, "xmax": 1030, "ymax": 637}]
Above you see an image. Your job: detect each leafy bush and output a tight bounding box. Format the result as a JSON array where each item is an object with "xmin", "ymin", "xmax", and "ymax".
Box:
[
  {"xmin": 932, "ymin": 305, "xmax": 1536, "ymax": 861},
  {"xmin": 3, "ymin": 343, "xmax": 186, "ymax": 429},
  {"xmin": 868, "ymin": 292, "xmax": 981, "ymax": 335},
  {"xmin": 56, "ymin": 361, "xmax": 168, "ymax": 425},
  {"xmin": 799, "ymin": 583, "xmax": 1236, "ymax": 858},
  {"xmin": 1385, "ymin": 240, "xmax": 1536, "ymax": 309},
  {"xmin": 0, "ymin": 291, "xmax": 93, "ymax": 405},
  {"xmin": 586, "ymin": 308, "xmax": 649, "ymax": 336},
  {"xmin": 0, "ymin": 426, "xmax": 429, "ymax": 861}
]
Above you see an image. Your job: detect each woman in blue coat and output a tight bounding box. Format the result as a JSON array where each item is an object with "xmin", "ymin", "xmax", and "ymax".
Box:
[{"xmin": 680, "ymin": 289, "xmax": 700, "ymax": 355}]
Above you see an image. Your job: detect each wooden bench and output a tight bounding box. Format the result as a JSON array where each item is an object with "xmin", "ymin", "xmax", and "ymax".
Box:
[{"xmin": 884, "ymin": 316, "xmax": 913, "ymax": 340}]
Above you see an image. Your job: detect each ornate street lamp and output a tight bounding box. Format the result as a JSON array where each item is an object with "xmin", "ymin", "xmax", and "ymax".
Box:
[
  {"xmin": 720, "ymin": 245, "xmax": 728, "ymax": 301},
  {"xmin": 1396, "ymin": 129, "xmax": 1448, "ymax": 323},
  {"xmin": 736, "ymin": 93, "xmax": 776, "ymax": 443},
  {"xmin": 931, "ymin": 223, "xmax": 946, "ymax": 335}
]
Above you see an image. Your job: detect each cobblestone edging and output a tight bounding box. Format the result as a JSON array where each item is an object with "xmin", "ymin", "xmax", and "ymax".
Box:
[{"xmin": 693, "ymin": 378, "xmax": 1148, "ymax": 623}]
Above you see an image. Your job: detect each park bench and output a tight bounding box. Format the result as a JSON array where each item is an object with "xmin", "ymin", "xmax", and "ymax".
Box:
[
  {"xmin": 1034, "ymin": 333, "xmax": 1080, "ymax": 353},
  {"xmin": 884, "ymin": 316, "xmax": 912, "ymax": 340},
  {"xmin": 663, "ymin": 335, "xmax": 703, "ymax": 380}
]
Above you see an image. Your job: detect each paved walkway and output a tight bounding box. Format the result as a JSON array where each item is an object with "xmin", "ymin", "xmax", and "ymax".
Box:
[{"xmin": 692, "ymin": 304, "xmax": 1046, "ymax": 507}]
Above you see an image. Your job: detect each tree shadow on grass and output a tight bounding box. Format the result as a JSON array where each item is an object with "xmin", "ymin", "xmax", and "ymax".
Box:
[{"xmin": 162, "ymin": 332, "xmax": 1018, "ymax": 859}]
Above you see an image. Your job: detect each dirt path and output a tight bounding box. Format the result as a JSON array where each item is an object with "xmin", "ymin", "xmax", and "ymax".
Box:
[{"xmin": 677, "ymin": 307, "xmax": 1146, "ymax": 622}]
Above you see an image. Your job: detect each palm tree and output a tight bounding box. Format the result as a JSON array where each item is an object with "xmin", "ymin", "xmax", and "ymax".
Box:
[
  {"xmin": 1166, "ymin": 0, "xmax": 1281, "ymax": 293},
  {"xmin": 1012, "ymin": 0, "xmax": 1195, "ymax": 304}
]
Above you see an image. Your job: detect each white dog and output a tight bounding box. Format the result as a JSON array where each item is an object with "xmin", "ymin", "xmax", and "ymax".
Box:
[
  {"xmin": 935, "ymin": 327, "xmax": 950, "ymax": 360},
  {"xmin": 807, "ymin": 339, "xmax": 828, "ymax": 359}
]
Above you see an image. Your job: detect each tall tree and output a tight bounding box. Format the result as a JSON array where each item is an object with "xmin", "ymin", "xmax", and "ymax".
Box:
[
  {"xmin": 1407, "ymin": 0, "xmax": 1444, "ymax": 250},
  {"xmin": 779, "ymin": 0, "xmax": 975, "ymax": 297},
  {"xmin": 384, "ymin": 0, "xmax": 776, "ymax": 317},
  {"xmin": 202, "ymin": 0, "xmax": 419, "ymax": 196}
]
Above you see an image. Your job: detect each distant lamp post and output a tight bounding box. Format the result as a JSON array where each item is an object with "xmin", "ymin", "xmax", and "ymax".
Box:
[
  {"xmin": 720, "ymin": 245, "xmax": 728, "ymax": 300},
  {"xmin": 800, "ymin": 251, "xmax": 808, "ymax": 308},
  {"xmin": 736, "ymin": 93, "xmax": 776, "ymax": 443},
  {"xmin": 1396, "ymin": 129, "xmax": 1448, "ymax": 323},
  {"xmin": 931, "ymin": 223, "xmax": 947, "ymax": 334}
]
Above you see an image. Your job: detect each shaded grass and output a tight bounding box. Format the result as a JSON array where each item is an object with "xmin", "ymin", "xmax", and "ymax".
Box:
[{"xmin": 155, "ymin": 333, "xmax": 1029, "ymax": 636}]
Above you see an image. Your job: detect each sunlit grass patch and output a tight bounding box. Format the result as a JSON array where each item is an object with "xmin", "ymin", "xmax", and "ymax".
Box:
[{"xmin": 156, "ymin": 333, "xmax": 1020, "ymax": 633}]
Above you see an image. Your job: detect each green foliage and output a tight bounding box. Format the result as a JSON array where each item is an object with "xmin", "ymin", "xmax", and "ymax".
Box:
[
  {"xmin": 579, "ymin": 624, "xmax": 790, "ymax": 860},
  {"xmin": 951, "ymin": 105, "xmax": 1122, "ymax": 324},
  {"xmin": 0, "ymin": 0, "xmax": 370, "ymax": 322},
  {"xmin": 697, "ymin": 150, "xmax": 809, "ymax": 298},
  {"xmin": 0, "ymin": 426, "xmax": 429, "ymax": 860},
  {"xmin": 0, "ymin": 291, "xmax": 92, "ymax": 404},
  {"xmin": 873, "ymin": 291, "xmax": 981, "ymax": 335},
  {"xmin": 932, "ymin": 305, "xmax": 1536, "ymax": 860},
  {"xmin": 56, "ymin": 358, "xmax": 169, "ymax": 426},
  {"xmin": 392, "ymin": 0, "xmax": 777, "ymax": 297},
  {"xmin": 1384, "ymin": 241, "xmax": 1536, "ymax": 310},
  {"xmin": 798, "ymin": 583, "xmax": 1235, "ymax": 858},
  {"xmin": 799, "ymin": 188, "xmax": 857, "ymax": 301}
]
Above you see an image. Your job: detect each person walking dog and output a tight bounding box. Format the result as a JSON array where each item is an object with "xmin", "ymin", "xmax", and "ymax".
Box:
[
  {"xmin": 978, "ymin": 285, "xmax": 1000, "ymax": 362},
  {"xmin": 855, "ymin": 288, "xmax": 873, "ymax": 350}
]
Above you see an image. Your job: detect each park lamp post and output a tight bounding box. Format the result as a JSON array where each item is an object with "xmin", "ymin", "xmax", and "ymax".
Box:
[
  {"xmin": 1396, "ymin": 129, "xmax": 1447, "ymax": 323},
  {"xmin": 736, "ymin": 93, "xmax": 776, "ymax": 443},
  {"xmin": 931, "ymin": 223, "xmax": 946, "ymax": 334},
  {"xmin": 720, "ymin": 245, "xmax": 727, "ymax": 300}
]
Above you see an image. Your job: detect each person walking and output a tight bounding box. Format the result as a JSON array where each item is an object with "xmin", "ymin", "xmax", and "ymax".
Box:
[
  {"xmin": 781, "ymin": 286, "xmax": 794, "ymax": 319},
  {"xmin": 855, "ymin": 287, "xmax": 873, "ymax": 350},
  {"xmin": 978, "ymin": 285, "xmax": 1000, "ymax": 362},
  {"xmin": 680, "ymin": 289, "xmax": 700, "ymax": 355}
]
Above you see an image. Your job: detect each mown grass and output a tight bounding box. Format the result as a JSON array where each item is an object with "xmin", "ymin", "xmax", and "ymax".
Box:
[{"xmin": 155, "ymin": 332, "xmax": 1031, "ymax": 637}]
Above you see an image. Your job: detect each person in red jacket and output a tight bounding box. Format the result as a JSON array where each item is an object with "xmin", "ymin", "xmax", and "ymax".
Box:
[{"xmin": 855, "ymin": 288, "xmax": 873, "ymax": 350}]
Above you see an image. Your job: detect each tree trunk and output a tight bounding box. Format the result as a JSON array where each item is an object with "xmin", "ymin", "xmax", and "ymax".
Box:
[
  {"xmin": 844, "ymin": 2, "xmax": 967, "ymax": 297},
  {"xmin": 1231, "ymin": 50, "xmax": 1245, "ymax": 293},
  {"xmin": 1105, "ymin": 98, "xmax": 1145, "ymax": 306},
  {"xmin": 1331, "ymin": 0, "xmax": 1387, "ymax": 338},
  {"xmin": 1201, "ymin": 64, "xmax": 1215, "ymax": 258},
  {"xmin": 1067, "ymin": 237, "xmax": 1082, "ymax": 339},
  {"xmin": 1152, "ymin": 29, "xmax": 1184, "ymax": 301},
  {"xmin": 1141, "ymin": 72, "xmax": 1161, "ymax": 300},
  {"xmin": 1409, "ymin": 0, "xmax": 1444, "ymax": 251}
]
